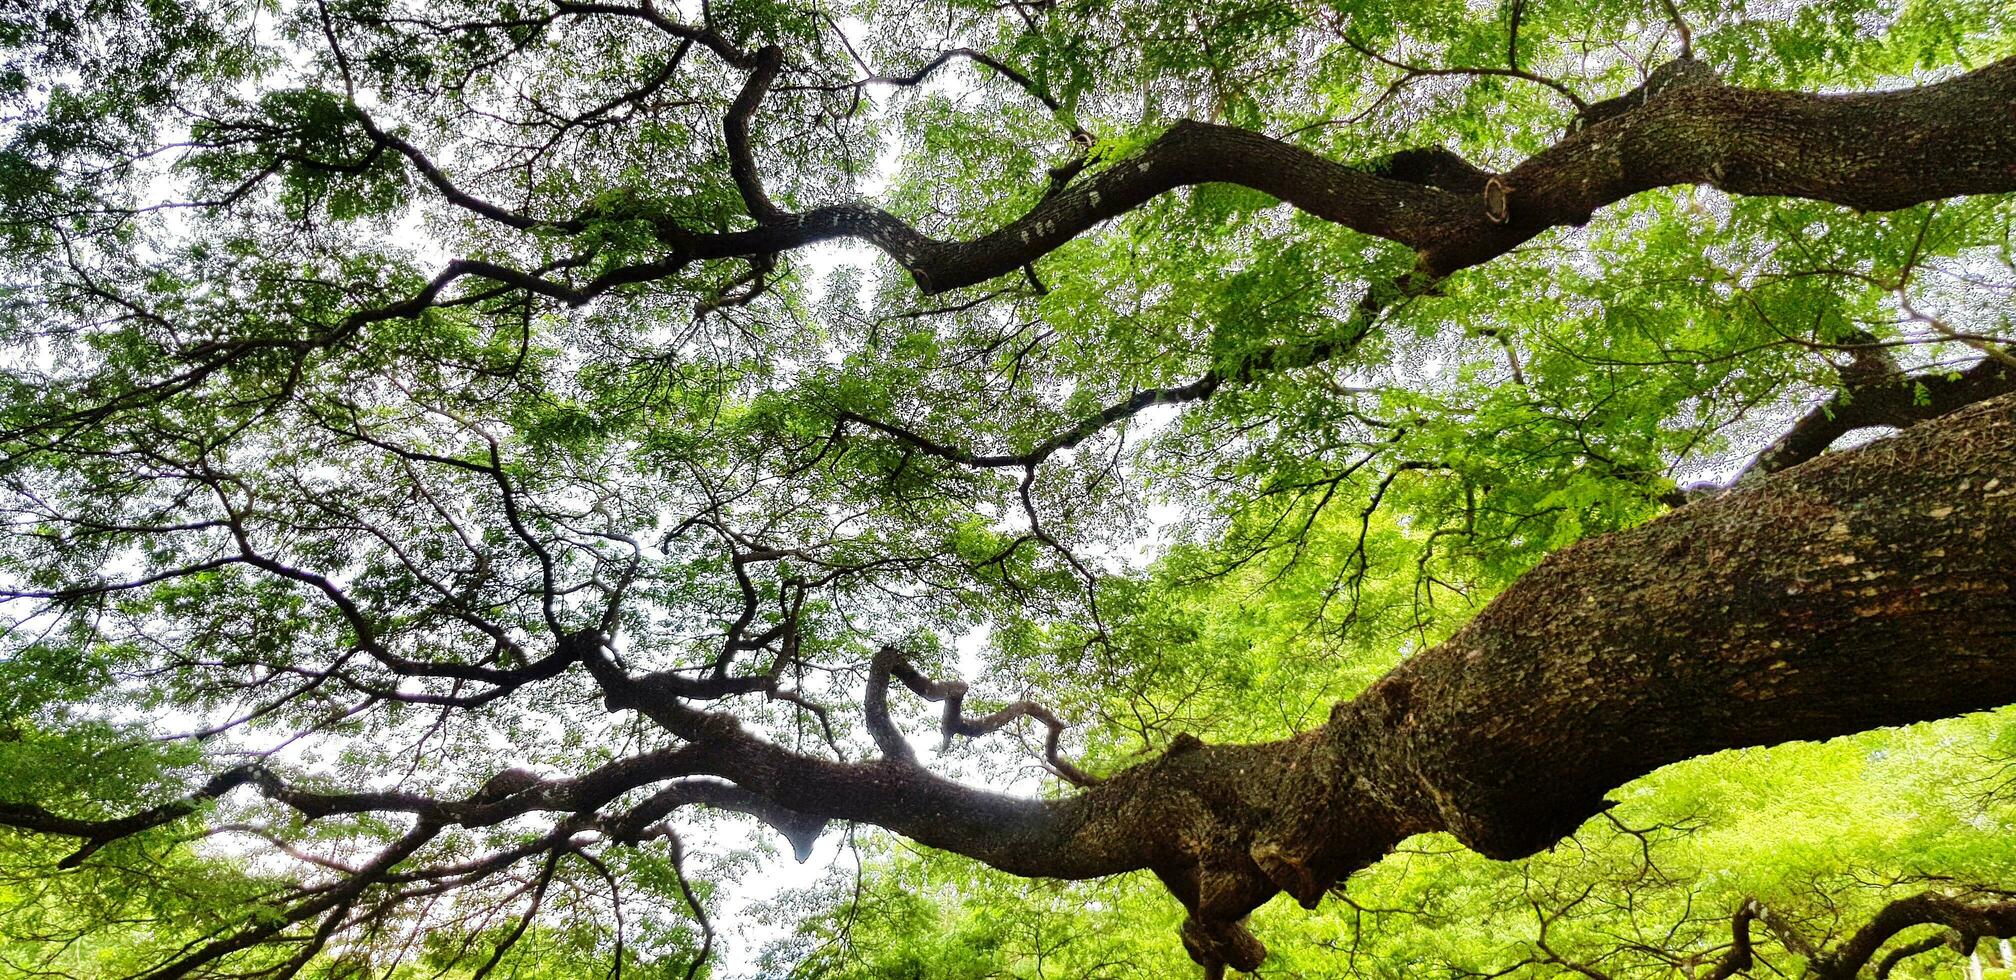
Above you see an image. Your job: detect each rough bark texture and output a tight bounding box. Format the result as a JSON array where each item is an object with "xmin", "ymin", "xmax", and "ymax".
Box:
[{"xmin": 586, "ymin": 393, "xmax": 2016, "ymax": 974}]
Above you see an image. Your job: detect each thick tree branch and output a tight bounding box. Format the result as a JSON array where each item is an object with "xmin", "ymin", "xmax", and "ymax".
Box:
[
  {"xmin": 605, "ymin": 778, "xmax": 830, "ymax": 862},
  {"xmin": 0, "ymin": 766, "xmax": 271, "ymax": 869},
  {"xmin": 658, "ymin": 55, "xmax": 2016, "ymax": 293},
  {"xmin": 0, "ymin": 746, "xmax": 718, "ymax": 866},
  {"xmin": 590, "ymin": 391, "xmax": 2016, "ymax": 975},
  {"xmin": 1874, "ymin": 935, "xmax": 1949, "ymax": 978},
  {"xmin": 726, "ymin": 45, "xmax": 788, "ymax": 223}
]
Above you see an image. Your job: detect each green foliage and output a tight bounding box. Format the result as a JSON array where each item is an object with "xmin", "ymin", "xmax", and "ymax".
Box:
[{"xmin": 0, "ymin": 0, "xmax": 2012, "ymax": 977}]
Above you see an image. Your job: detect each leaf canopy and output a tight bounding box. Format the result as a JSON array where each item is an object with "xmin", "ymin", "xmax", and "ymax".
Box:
[{"xmin": 1, "ymin": 0, "xmax": 2014, "ymax": 976}]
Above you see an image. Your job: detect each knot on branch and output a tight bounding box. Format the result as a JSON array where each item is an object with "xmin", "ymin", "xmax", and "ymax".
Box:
[
  {"xmin": 1832, "ymin": 329, "xmax": 1905, "ymax": 389},
  {"xmin": 1571, "ymin": 56, "xmax": 1719, "ymax": 132},
  {"xmin": 865, "ymin": 645, "xmax": 1100, "ymax": 785},
  {"xmin": 557, "ymin": 627, "xmax": 604, "ymax": 664},
  {"xmin": 1180, "ymin": 915, "xmax": 1267, "ymax": 979},
  {"xmin": 1643, "ymin": 56, "xmax": 1718, "ymax": 98},
  {"xmin": 1156, "ymin": 841, "xmax": 1278, "ymax": 976},
  {"xmin": 1250, "ymin": 836, "xmax": 1330, "ymax": 909},
  {"xmin": 605, "ymin": 779, "xmax": 831, "ymax": 863},
  {"xmin": 473, "ymin": 767, "xmax": 544, "ymax": 802},
  {"xmin": 1365, "ymin": 146, "xmax": 1494, "ymax": 194}
]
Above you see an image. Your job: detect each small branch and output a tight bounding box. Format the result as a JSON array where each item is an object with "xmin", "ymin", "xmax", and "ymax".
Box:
[
  {"xmin": 834, "ymin": 372, "xmax": 1222, "ymax": 469},
  {"xmin": 1338, "ymin": 29, "xmax": 1588, "ymax": 112},
  {"xmin": 1902, "ymin": 295, "xmax": 2016, "ymax": 371},
  {"xmin": 868, "ymin": 646, "xmax": 1100, "ymax": 785},
  {"xmin": 1657, "ymin": 0, "xmax": 1695, "ymax": 59},
  {"xmin": 663, "ymin": 829, "xmax": 715, "ymax": 980},
  {"xmin": 832, "ymin": 281, "xmax": 1398, "ymax": 473},
  {"xmin": 1738, "ymin": 352, "xmax": 2016, "ymax": 480},
  {"xmin": 791, "ymin": 42, "xmax": 1090, "ymax": 144}
]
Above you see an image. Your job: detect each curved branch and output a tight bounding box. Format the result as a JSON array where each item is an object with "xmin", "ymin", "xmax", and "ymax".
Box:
[
  {"xmin": 550, "ymin": 0, "xmax": 752, "ymax": 67},
  {"xmin": 1742, "ymin": 352, "xmax": 2016, "ymax": 478},
  {"xmin": 1700, "ymin": 899, "xmax": 1762, "ymax": 980},
  {"xmin": 831, "ymin": 284, "xmax": 1393, "ymax": 470},
  {"xmin": 1874, "ymin": 935, "xmax": 1949, "ymax": 979},
  {"xmin": 672, "ymin": 54, "xmax": 2016, "ymax": 292},
  {"xmin": 1337, "ymin": 29, "xmax": 1589, "ymax": 112},
  {"xmin": 726, "ymin": 45, "xmax": 787, "ymax": 223},
  {"xmin": 835, "ymin": 371, "xmax": 1221, "ymax": 469},
  {"xmin": 871, "ymin": 645, "xmax": 1100, "ymax": 786},
  {"xmin": 786, "ymin": 44, "xmax": 1090, "ymax": 142},
  {"xmin": 1812, "ymin": 891, "xmax": 2016, "ymax": 979}
]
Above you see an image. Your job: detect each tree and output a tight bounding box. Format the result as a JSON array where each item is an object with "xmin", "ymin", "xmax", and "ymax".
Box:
[{"xmin": 0, "ymin": 0, "xmax": 2013, "ymax": 976}]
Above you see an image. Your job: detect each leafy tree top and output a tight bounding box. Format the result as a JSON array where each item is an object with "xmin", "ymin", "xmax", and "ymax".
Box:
[{"xmin": 1, "ymin": 0, "xmax": 2014, "ymax": 976}]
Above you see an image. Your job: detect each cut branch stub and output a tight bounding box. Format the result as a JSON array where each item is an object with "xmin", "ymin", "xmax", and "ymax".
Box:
[{"xmin": 1483, "ymin": 175, "xmax": 1513, "ymax": 224}]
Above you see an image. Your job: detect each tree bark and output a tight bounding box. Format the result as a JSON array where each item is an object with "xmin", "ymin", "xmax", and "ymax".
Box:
[{"xmin": 594, "ymin": 392, "xmax": 2016, "ymax": 974}]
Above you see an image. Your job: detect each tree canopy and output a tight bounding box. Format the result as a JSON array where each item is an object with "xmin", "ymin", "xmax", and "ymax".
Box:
[{"xmin": 1, "ymin": 0, "xmax": 2014, "ymax": 977}]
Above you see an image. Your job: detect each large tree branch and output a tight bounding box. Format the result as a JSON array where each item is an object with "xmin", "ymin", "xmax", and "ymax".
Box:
[
  {"xmin": 30, "ymin": 58, "xmax": 2012, "ymax": 470},
  {"xmin": 587, "ymin": 391, "xmax": 2016, "ymax": 975},
  {"xmin": 0, "ymin": 746, "xmax": 719, "ymax": 866},
  {"xmin": 725, "ymin": 45, "xmax": 788, "ymax": 223},
  {"xmin": 658, "ymin": 55, "xmax": 2016, "ymax": 293},
  {"xmin": 316, "ymin": 55, "xmax": 2000, "ymax": 306}
]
